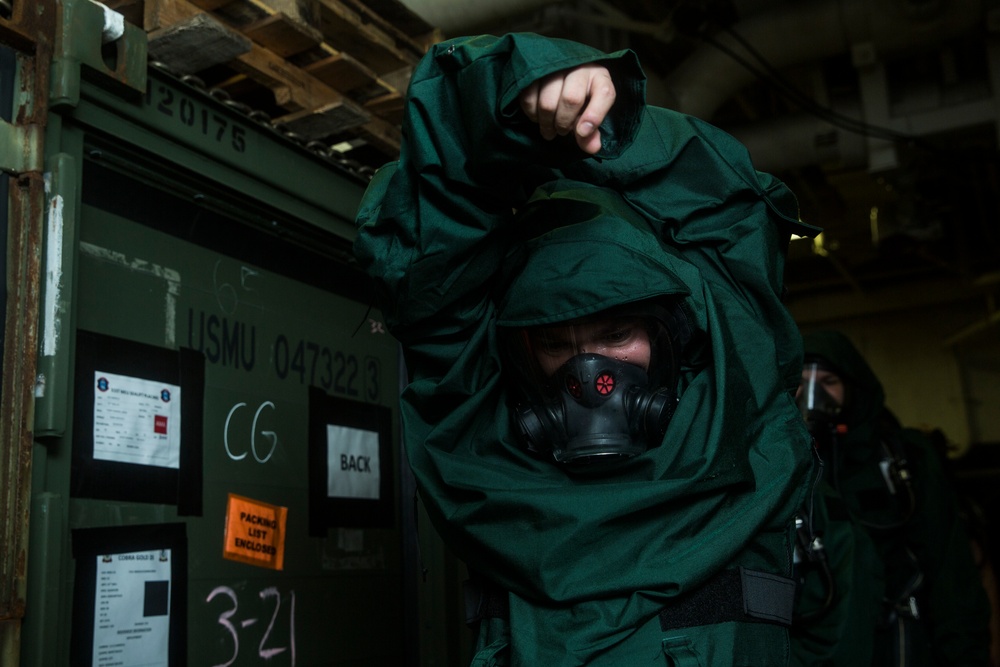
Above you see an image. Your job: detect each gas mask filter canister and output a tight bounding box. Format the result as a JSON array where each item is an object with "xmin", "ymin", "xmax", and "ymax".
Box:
[{"xmin": 514, "ymin": 353, "xmax": 676, "ymax": 466}]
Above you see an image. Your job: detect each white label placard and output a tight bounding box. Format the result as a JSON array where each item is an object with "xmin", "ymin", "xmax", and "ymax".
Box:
[
  {"xmin": 93, "ymin": 372, "xmax": 181, "ymax": 469},
  {"xmin": 93, "ymin": 549, "xmax": 171, "ymax": 667},
  {"xmin": 327, "ymin": 425, "xmax": 380, "ymax": 500}
]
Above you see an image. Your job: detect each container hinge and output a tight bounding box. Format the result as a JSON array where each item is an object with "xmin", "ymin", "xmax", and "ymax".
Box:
[
  {"xmin": 50, "ymin": 0, "xmax": 147, "ymax": 108},
  {"xmin": 0, "ymin": 118, "xmax": 42, "ymax": 174}
]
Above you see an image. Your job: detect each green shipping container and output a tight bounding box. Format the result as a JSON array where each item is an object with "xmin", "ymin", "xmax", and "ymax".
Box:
[{"xmin": 0, "ymin": 1, "xmax": 469, "ymax": 664}]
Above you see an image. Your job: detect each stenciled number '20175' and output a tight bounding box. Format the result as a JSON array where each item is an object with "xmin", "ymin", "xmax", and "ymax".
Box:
[{"xmin": 150, "ymin": 85, "xmax": 247, "ymax": 153}]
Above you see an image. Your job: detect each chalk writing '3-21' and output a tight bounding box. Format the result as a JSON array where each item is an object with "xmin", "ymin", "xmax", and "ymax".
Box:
[{"xmin": 206, "ymin": 585, "xmax": 295, "ymax": 666}]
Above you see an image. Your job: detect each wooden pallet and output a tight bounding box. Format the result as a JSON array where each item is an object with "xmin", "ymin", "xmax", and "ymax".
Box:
[{"xmin": 105, "ymin": 0, "xmax": 435, "ymax": 164}]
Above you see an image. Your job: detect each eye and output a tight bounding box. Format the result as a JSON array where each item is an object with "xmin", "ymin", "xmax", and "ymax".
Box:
[
  {"xmin": 530, "ymin": 330, "xmax": 573, "ymax": 356},
  {"xmin": 601, "ymin": 327, "xmax": 633, "ymax": 345},
  {"xmin": 598, "ymin": 319, "xmax": 644, "ymax": 347},
  {"xmin": 820, "ymin": 376, "xmax": 842, "ymax": 390}
]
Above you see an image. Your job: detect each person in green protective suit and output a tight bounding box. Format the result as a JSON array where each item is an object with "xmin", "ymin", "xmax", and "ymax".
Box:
[
  {"xmin": 354, "ymin": 32, "xmax": 819, "ymax": 665},
  {"xmin": 798, "ymin": 330, "xmax": 991, "ymax": 666},
  {"xmin": 789, "ymin": 471, "xmax": 886, "ymax": 666}
]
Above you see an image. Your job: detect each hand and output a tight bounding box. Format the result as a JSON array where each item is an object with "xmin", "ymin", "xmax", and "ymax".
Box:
[{"xmin": 518, "ymin": 65, "xmax": 616, "ymax": 155}]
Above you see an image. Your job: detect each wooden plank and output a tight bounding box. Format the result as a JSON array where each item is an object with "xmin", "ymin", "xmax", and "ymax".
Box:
[
  {"xmin": 334, "ymin": 0, "xmax": 429, "ymax": 56},
  {"xmin": 379, "ymin": 65, "xmax": 411, "ymax": 96},
  {"xmin": 275, "ymin": 99, "xmax": 370, "ymax": 137},
  {"xmin": 242, "ymin": 13, "xmax": 322, "ymax": 57},
  {"xmin": 147, "ymin": 0, "xmax": 371, "ymax": 134},
  {"xmin": 298, "ymin": 44, "xmax": 406, "ymax": 108},
  {"xmin": 357, "ymin": 115, "xmax": 401, "ymax": 156},
  {"xmin": 350, "ymin": 0, "xmax": 435, "ymax": 39},
  {"xmin": 210, "ymin": 0, "xmax": 323, "ymax": 58},
  {"xmin": 190, "ymin": 0, "xmax": 242, "ymax": 11},
  {"xmin": 212, "ymin": 70, "xmax": 267, "ymax": 100},
  {"xmin": 144, "ymin": 0, "xmax": 203, "ymax": 31},
  {"xmin": 148, "ymin": 13, "xmax": 252, "ymax": 74},
  {"xmin": 348, "ymin": 78, "xmax": 397, "ymax": 105},
  {"xmin": 363, "ymin": 90, "xmax": 402, "ymax": 125},
  {"xmin": 229, "ymin": 42, "xmax": 371, "ymax": 137},
  {"xmin": 134, "ymin": 0, "xmax": 402, "ymax": 149},
  {"xmin": 142, "ymin": 0, "xmax": 407, "ymax": 107},
  {"xmin": 227, "ymin": 41, "xmax": 336, "ymax": 111},
  {"xmin": 301, "ymin": 50, "xmax": 377, "ymax": 94},
  {"xmin": 207, "ymin": 0, "xmax": 392, "ymax": 96},
  {"xmin": 210, "ymin": 0, "xmax": 318, "ymax": 27},
  {"xmin": 313, "ymin": 0, "xmax": 418, "ymax": 74}
]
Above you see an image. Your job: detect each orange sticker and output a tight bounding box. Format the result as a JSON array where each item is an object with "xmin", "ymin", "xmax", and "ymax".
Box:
[{"xmin": 222, "ymin": 493, "xmax": 288, "ymax": 571}]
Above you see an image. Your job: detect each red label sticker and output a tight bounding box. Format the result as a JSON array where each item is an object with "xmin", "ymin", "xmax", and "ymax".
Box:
[{"xmin": 154, "ymin": 415, "xmax": 168, "ymax": 434}]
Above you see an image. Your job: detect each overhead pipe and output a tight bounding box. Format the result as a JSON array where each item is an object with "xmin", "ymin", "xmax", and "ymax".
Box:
[
  {"xmin": 724, "ymin": 54, "xmax": 998, "ymax": 173},
  {"xmin": 725, "ymin": 105, "xmax": 869, "ymax": 174},
  {"xmin": 661, "ymin": 0, "xmax": 985, "ymax": 120},
  {"xmin": 395, "ymin": 0, "xmax": 567, "ymax": 36}
]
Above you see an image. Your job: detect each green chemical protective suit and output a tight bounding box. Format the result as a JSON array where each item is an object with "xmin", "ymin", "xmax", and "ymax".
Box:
[
  {"xmin": 789, "ymin": 479, "xmax": 886, "ymax": 666},
  {"xmin": 355, "ymin": 33, "xmax": 818, "ymax": 665},
  {"xmin": 801, "ymin": 331, "xmax": 991, "ymax": 666}
]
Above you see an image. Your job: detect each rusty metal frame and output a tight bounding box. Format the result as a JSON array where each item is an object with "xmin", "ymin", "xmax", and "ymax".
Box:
[
  {"xmin": 0, "ymin": 0, "xmax": 44, "ymax": 53},
  {"xmin": 0, "ymin": 0, "xmax": 55, "ymax": 664}
]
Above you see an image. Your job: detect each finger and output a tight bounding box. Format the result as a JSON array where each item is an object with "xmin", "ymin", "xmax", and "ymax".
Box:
[
  {"xmin": 573, "ymin": 69, "xmax": 615, "ymax": 154},
  {"xmin": 534, "ymin": 74, "xmax": 565, "ymax": 141},
  {"xmin": 519, "ymin": 80, "xmax": 540, "ymax": 122},
  {"xmin": 576, "ymin": 128, "xmax": 603, "ymax": 155},
  {"xmin": 552, "ymin": 69, "xmax": 590, "ymax": 136},
  {"xmin": 576, "ymin": 69, "xmax": 616, "ymax": 140}
]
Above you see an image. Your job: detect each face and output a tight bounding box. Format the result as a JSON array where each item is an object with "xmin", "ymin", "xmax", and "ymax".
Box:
[
  {"xmin": 797, "ymin": 367, "xmax": 845, "ymax": 407},
  {"xmin": 529, "ymin": 317, "xmax": 652, "ymax": 377}
]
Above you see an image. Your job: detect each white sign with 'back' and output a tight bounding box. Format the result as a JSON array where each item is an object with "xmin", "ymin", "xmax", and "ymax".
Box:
[{"xmin": 327, "ymin": 425, "xmax": 380, "ymax": 500}]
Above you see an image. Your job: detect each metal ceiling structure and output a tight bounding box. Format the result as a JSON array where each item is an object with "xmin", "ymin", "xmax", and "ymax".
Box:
[{"xmin": 397, "ymin": 0, "xmax": 1000, "ymax": 328}]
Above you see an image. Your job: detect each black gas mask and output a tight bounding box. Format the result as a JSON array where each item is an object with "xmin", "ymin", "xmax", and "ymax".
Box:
[
  {"xmin": 503, "ymin": 302, "xmax": 688, "ymax": 468},
  {"xmin": 514, "ymin": 353, "xmax": 677, "ymax": 465},
  {"xmin": 796, "ymin": 360, "xmax": 846, "ymax": 443}
]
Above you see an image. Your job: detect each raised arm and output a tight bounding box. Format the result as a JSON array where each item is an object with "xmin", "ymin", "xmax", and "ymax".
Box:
[{"xmin": 354, "ymin": 34, "xmax": 644, "ymax": 344}]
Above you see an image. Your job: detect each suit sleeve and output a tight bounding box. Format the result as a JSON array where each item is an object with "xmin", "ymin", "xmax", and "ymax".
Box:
[
  {"xmin": 904, "ymin": 431, "xmax": 991, "ymax": 665},
  {"xmin": 354, "ymin": 33, "xmax": 644, "ymax": 348}
]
